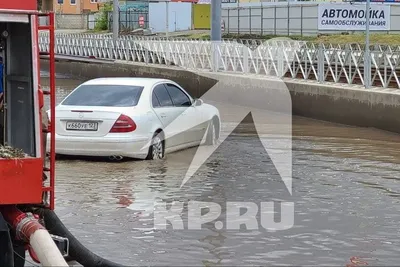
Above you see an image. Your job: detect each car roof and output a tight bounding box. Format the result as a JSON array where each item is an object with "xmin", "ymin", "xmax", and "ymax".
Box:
[{"xmin": 81, "ymin": 77, "xmax": 173, "ymax": 87}]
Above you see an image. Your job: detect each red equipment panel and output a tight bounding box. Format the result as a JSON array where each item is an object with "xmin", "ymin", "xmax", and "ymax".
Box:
[
  {"xmin": 0, "ymin": 158, "xmax": 43, "ymax": 205},
  {"xmin": 0, "ymin": 12, "xmax": 55, "ymax": 208},
  {"xmin": 0, "ymin": 0, "xmax": 37, "ymax": 11}
]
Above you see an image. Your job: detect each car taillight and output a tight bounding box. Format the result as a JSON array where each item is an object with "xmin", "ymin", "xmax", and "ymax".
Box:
[{"xmin": 110, "ymin": 114, "xmax": 136, "ymax": 133}]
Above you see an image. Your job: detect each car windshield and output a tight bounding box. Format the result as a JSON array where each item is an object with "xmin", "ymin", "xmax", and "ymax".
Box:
[{"xmin": 61, "ymin": 84, "xmax": 144, "ymax": 107}]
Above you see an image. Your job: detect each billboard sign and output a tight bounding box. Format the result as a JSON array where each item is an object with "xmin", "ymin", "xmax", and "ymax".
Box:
[{"xmin": 318, "ymin": 3, "xmax": 390, "ymax": 31}]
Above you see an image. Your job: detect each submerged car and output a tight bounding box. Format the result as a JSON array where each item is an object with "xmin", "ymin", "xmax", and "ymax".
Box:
[{"xmin": 47, "ymin": 77, "xmax": 220, "ymax": 160}]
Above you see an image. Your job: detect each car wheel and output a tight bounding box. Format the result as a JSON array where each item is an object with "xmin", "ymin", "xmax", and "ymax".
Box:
[
  {"xmin": 205, "ymin": 119, "xmax": 218, "ymax": 145},
  {"xmin": 146, "ymin": 132, "xmax": 165, "ymax": 160}
]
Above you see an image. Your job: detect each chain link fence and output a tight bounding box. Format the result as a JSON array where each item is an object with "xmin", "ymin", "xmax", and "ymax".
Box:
[{"xmin": 108, "ymin": 11, "xmax": 150, "ymax": 33}]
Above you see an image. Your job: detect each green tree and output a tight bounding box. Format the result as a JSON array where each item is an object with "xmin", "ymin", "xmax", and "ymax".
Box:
[{"xmin": 94, "ymin": 2, "xmax": 113, "ymax": 31}]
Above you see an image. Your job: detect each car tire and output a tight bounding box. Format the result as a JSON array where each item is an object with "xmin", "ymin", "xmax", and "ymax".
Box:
[
  {"xmin": 205, "ymin": 119, "xmax": 218, "ymax": 146},
  {"xmin": 146, "ymin": 132, "xmax": 165, "ymax": 160}
]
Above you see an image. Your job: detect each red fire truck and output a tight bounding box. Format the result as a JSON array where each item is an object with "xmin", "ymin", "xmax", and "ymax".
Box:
[
  {"xmin": 0, "ymin": 0, "xmax": 63, "ymax": 266},
  {"xmin": 0, "ymin": 2, "xmax": 125, "ymax": 266},
  {"xmin": 0, "ymin": 1, "xmax": 56, "ymax": 208}
]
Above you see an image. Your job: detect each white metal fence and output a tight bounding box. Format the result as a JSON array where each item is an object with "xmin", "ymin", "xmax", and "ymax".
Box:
[{"xmin": 38, "ymin": 33, "xmax": 400, "ymax": 89}]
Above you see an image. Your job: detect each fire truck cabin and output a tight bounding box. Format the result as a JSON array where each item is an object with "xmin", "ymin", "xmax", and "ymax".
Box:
[{"xmin": 0, "ymin": 0, "xmax": 52, "ymax": 206}]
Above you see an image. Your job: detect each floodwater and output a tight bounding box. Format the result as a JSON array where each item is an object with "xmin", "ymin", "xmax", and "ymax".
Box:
[{"xmin": 39, "ymin": 73, "xmax": 400, "ymax": 266}]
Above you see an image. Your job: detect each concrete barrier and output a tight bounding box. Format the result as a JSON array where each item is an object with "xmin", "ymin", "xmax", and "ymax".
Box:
[{"xmin": 41, "ymin": 57, "xmax": 400, "ymax": 134}]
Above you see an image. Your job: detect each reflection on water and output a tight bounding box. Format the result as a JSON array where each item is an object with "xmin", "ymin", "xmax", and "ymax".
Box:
[{"xmin": 40, "ymin": 74, "xmax": 400, "ymax": 266}]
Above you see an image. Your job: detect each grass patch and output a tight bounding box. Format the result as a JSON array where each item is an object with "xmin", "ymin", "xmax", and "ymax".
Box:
[
  {"xmin": 181, "ymin": 32, "xmax": 400, "ymax": 46},
  {"xmin": 84, "ymin": 29, "xmax": 109, "ymax": 34},
  {"xmin": 317, "ymin": 34, "xmax": 400, "ymax": 45}
]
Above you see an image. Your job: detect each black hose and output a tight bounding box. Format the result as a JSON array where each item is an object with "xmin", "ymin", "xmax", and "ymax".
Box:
[
  {"xmin": 37, "ymin": 208, "xmax": 125, "ymax": 267},
  {"xmin": 0, "ymin": 213, "xmax": 14, "ymax": 267}
]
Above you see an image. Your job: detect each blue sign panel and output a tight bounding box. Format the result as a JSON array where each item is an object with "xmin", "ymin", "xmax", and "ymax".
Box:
[{"xmin": 119, "ymin": 2, "xmax": 149, "ymax": 11}]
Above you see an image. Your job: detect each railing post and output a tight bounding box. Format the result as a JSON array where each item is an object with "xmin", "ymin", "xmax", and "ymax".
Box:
[
  {"xmin": 78, "ymin": 38, "xmax": 83, "ymax": 57},
  {"xmin": 108, "ymin": 39, "xmax": 113, "ymax": 60},
  {"xmin": 243, "ymin": 46, "xmax": 249, "ymax": 73},
  {"xmin": 278, "ymin": 46, "xmax": 284, "ymax": 77},
  {"xmin": 318, "ymin": 43, "xmax": 324, "ymax": 83},
  {"xmin": 211, "ymin": 42, "xmax": 219, "ymax": 72},
  {"xmin": 166, "ymin": 43, "xmax": 171, "ymax": 66},
  {"xmin": 125, "ymin": 39, "xmax": 129, "ymax": 61},
  {"xmin": 145, "ymin": 46, "xmax": 149, "ymax": 64},
  {"xmin": 364, "ymin": 47, "xmax": 371, "ymax": 88}
]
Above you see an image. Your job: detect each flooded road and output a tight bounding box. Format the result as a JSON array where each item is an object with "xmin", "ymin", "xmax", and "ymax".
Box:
[{"xmin": 41, "ymin": 74, "xmax": 400, "ymax": 266}]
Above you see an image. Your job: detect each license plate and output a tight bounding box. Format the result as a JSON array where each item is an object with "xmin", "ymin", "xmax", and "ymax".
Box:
[{"xmin": 66, "ymin": 121, "xmax": 98, "ymax": 131}]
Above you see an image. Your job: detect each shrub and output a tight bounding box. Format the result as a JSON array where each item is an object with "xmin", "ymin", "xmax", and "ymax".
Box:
[{"xmin": 94, "ymin": 2, "xmax": 113, "ymax": 31}]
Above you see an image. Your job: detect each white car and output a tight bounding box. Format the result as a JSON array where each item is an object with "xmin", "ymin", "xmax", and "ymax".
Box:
[{"xmin": 47, "ymin": 77, "xmax": 220, "ymax": 160}]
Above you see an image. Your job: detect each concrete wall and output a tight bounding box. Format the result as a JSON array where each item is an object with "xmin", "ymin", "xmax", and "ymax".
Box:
[
  {"xmin": 54, "ymin": 14, "xmax": 89, "ymax": 30},
  {"xmin": 41, "ymin": 58, "xmax": 400, "ymax": 134}
]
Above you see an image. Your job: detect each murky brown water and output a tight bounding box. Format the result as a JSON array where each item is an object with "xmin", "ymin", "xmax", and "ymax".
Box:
[{"xmin": 39, "ymin": 73, "xmax": 400, "ymax": 266}]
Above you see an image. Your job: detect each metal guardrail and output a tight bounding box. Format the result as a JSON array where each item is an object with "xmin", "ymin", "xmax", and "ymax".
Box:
[{"xmin": 38, "ymin": 33, "xmax": 400, "ymax": 89}]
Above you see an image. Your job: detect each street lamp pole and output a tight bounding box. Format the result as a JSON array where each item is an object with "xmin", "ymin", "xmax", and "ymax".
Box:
[
  {"xmin": 211, "ymin": 0, "xmax": 222, "ymax": 41},
  {"xmin": 112, "ymin": 0, "xmax": 119, "ymax": 41},
  {"xmin": 364, "ymin": 0, "xmax": 371, "ymax": 88},
  {"xmin": 211, "ymin": 0, "xmax": 222, "ymax": 71},
  {"xmin": 166, "ymin": 0, "xmax": 169, "ymax": 38}
]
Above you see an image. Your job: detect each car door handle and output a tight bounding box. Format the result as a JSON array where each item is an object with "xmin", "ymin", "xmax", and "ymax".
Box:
[{"xmin": 160, "ymin": 113, "xmax": 167, "ymax": 118}]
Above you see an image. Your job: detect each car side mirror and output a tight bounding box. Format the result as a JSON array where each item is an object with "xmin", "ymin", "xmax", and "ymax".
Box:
[{"xmin": 194, "ymin": 98, "xmax": 203, "ymax": 106}]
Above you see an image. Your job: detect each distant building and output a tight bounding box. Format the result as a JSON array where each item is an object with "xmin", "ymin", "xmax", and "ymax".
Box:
[{"xmin": 53, "ymin": 0, "xmax": 100, "ymax": 14}]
